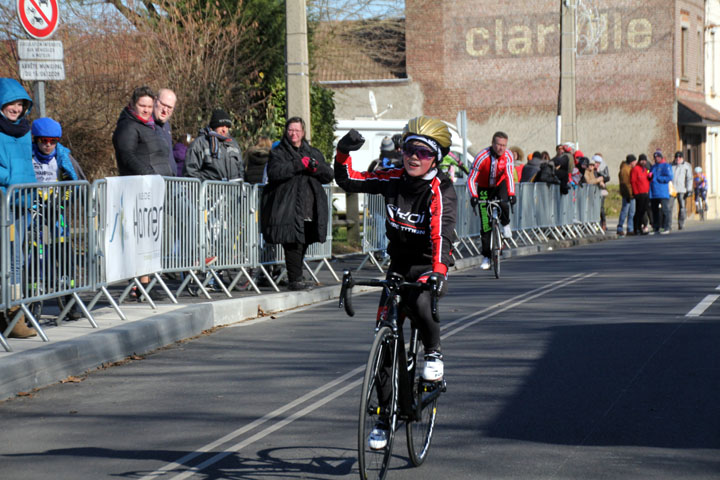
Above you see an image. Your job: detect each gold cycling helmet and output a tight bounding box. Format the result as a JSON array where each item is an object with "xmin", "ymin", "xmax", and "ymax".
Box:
[{"xmin": 402, "ymin": 115, "xmax": 452, "ymax": 161}]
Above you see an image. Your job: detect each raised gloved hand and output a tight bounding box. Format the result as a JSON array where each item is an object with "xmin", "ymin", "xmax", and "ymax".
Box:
[
  {"xmin": 509, "ymin": 195, "xmax": 517, "ymax": 206},
  {"xmin": 302, "ymin": 156, "xmax": 318, "ymax": 173},
  {"xmin": 337, "ymin": 129, "xmax": 365, "ymax": 154}
]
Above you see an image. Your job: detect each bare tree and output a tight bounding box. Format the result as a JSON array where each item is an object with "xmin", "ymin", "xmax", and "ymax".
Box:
[{"xmin": 309, "ymin": 0, "xmax": 406, "ymax": 81}]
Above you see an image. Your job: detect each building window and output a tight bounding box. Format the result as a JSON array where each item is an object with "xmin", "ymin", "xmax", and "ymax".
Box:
[
  {"xmin": 698, "ymin": 30, "xmax": 703, "ymax": 85},
  {"xmin": 682, "ymin": 26, "xmax": 689, "ymax": 79},
  {"xmin": 712, "ymin": 30, "xmax": 717, "ymax": 96}
]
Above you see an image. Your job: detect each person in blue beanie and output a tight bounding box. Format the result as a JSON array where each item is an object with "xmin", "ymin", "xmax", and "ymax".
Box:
[
  {"xmin": 30, "ymin": 117, "xmax": 85, "ymax": 321},
  {"xmin": 30, "ymin": 117, "xmax": 79, "ymax": 182}
]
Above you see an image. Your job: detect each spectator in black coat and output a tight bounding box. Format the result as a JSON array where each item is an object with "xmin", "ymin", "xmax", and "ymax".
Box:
[
  {"xmin": 112, "ymin": 86, "xmax": 173, "ymax": 177},
  {"xmin": 112, "ymin": 86, "xmax": 172, "ymax": 299},
  {"xmin": 260, "ymin": 117, "xmax": 333, "ymax": 291},
  {"xmin": 244, "ymin": 136, "xmax": 272, "ymax": 184},
  {"xmin": 520, "ymin": 151, "xmax": 543, "ymax": 182}
]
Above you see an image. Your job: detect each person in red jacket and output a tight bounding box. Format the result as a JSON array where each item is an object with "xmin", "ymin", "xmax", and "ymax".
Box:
[
  {"xmin": 631, "ymin": 153, "xmax": 652, "ymax": 234},
  {"xmin": 467, "ymin": 131, "xmax": 516, "ymax": 269}
]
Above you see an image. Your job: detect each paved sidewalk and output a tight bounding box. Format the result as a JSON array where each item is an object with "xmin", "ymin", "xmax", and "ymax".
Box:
[{"xmin": 0, "ymin": 233, "xmax": 614, "ymax": 401}]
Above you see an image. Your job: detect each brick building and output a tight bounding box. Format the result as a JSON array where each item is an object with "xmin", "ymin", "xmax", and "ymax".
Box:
[
  {"xmin": 317, "ymin": 0, "xmax": 720, "ymax": 214},
  {"xmin": 704, "ymin": 0, "xmax": 720, "ymax": 218}
]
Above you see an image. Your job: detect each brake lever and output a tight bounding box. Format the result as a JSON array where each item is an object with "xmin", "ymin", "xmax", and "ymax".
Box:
[
  {"xmin": 339, "ymin": 270, "xmax": 355, "ymax": 317},
  {"xmin": 428, "ymin": 277, "xmax": 440, "ymax": 323}
]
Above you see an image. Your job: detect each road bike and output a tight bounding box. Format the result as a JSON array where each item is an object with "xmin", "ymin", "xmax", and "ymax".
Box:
[
  {"xmin": 473, "ymin": 198, "xmax": 503, "ymax": 279},
  {"xmin": 339, "ymin": 271, "xmax": 445, "ymax": 480}
]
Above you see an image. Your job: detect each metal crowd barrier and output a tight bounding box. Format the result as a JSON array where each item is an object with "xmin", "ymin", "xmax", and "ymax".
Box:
[
  {"xmin": 1, "ymin": 176, "xmax": 603, "ymax": 348},
  {"xmin": 189, "ymin": 180, "xmax": 254, "ymax": 297},
  {"xmin": 358, "ymin": 192, "xmax": 388, "ymax": 272},
  {"xmin": 2, "ymin": 181, "xmax": 95, "ymax": 350},
  {"xmin": 356, "ymin": 181, "xmax": 604, "ymax": 273},
  {"xmin": 162, "ymin": 177, "xmax": 211, "ymax": 298},
  {"xmin": 304, "ymin": 185, "xmax": 339, "ymax": 283}
]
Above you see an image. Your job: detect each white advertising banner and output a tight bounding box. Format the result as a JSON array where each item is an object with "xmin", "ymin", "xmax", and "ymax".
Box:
[{"xmin": 104, "ymin": 176, "xmax": 165, "ymax": 283}]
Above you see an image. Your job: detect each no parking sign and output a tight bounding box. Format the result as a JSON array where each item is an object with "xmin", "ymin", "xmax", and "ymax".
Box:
[{"xmin": 17, "ymin": 0, "xmax": 60, "ymax": 39}]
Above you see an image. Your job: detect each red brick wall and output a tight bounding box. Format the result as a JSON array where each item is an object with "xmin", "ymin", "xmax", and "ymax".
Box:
[{"xmin": 406, "ymin": 0, "xmax": 697, "ymax": 164}]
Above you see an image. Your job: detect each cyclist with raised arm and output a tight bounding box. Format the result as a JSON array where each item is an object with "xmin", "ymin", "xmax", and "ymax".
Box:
[
  {"xmin": 334, "ymin": 116, "xmax": 457, "ymax": 450},
  {"xmin": 467, "ymin": 131, "xmax": 516, "ymax": 270}
]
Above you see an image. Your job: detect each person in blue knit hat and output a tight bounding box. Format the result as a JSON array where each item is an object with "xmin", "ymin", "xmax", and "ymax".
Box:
[
  {"xmin": 31, "ymin": 117, "xmax": 81, "ymax": 182},
  {"xmin": 31, "ymin": 117, "xmax": 85, "ymax": 321}
]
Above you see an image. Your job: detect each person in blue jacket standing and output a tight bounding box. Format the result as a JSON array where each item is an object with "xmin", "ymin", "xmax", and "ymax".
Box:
[
  {"xmin": 649, "ymin": 149, "xmax": 673, "ymax": 234},
  {"xmin": 0, "ymin": 78, "xmax": 37, "ymax": 337},
  {"xmin": 0, "ymin": 78, "xmax": 34, "ymax": 190}
]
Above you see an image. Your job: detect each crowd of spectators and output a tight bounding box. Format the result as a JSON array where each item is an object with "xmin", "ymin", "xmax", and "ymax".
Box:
[
  {"xmin": 0, "ymin": 80, "xmax": 333, "ymax": 336},
  {"xmin": 618, "ymin": 149, "xmax": 703, "ymax": 235},
  {"xmin": 1, "ymin": 77, "xmax": 712, "ymax": 336}
]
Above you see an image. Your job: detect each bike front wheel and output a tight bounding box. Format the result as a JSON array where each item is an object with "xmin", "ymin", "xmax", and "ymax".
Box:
[
  {"xmin": 358, "ymin": 326, "xmax": 397, "ymax": 480},
  {"xmin": 491, "ymin": 220, "xmax": 501, "ymax": 279},
  {"xmin": 406, "ymin": 334, "xmax": 438, "ymax": 466}
]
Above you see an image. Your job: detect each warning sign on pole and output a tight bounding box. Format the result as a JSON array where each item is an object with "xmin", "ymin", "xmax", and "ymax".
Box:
[{"xmin": 17, "ymin": 0, "xmax": 60, "ymax": 40}]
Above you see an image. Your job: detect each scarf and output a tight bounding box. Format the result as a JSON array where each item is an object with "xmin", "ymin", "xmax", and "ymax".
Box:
[
  {"xmin": 127, "ymin": 106, "xmax": 155, "ymax": 128},
  {"xmin": 0, "ymin": 114, "xmax": 30, "ymax": 138},
  {"xmin": 32, "ymin": 143, "xmax": 57, "ymax": 164},
  {"xmin": 205, "ymin": 127, "xmax": 230, "ymax": 159}
]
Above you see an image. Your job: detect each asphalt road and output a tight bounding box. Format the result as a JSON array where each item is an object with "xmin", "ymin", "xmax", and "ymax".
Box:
[{"xmin": 2, "ymin": 223, "xmax": 719, "ymax": 480}]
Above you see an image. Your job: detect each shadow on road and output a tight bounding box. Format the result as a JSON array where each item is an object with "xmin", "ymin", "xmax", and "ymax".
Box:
[{"xmin": 484, "ymin": 321, "xmax": 720, "ymax": 449}]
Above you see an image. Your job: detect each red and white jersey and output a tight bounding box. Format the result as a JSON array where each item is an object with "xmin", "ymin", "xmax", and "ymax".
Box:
[{"xmin": 467, "ymin": 147, "xmax": 515, "ymax": 197}]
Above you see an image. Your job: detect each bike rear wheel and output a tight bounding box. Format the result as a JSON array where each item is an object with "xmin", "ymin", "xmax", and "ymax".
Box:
[
  {"xmin": 491, "ymin": 219, "xmax": 501, "ymax": 279},
  {"xmin": 406, "ymin": 333, "xmax": 438, "ymax": 466},
  {"xmin": 358, "ymin": 326, "xmax": 397, "ymax": 480},
  {"xmin": 698, "ymin": 198, "xmax": 705, "ymax": 220}
]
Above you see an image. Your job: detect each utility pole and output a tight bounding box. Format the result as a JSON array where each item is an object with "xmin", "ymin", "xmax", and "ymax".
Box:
[
  {"xmin": 285, "ymin": 0, "xmax": 312, "ymax": 138},
  {"xmin": 559, "ymin": 0, "xmax": 578, "ymax": 147}
]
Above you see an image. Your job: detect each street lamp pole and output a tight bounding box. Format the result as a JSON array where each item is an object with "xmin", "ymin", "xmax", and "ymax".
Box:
[
  {"xmin": 285, "ymin": 0, "xmax": 312, "ymax": 138},
  {"xmin": 559, "ymin": 0, "xmax": 578, "ymax": 148}
]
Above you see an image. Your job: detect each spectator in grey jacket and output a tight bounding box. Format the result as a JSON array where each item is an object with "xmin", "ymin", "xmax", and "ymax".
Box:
[
  {"xmin": 183, "ymin": 109, "xmax": 243, "ymax": 181},
  {"xmin": 671, "ymin": 151, "xmax": 693, "ymax": 230}
]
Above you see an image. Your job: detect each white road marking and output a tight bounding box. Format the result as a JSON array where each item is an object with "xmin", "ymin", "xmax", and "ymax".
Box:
[
  {"xmin": 141, "ymin": 271, "xmax": 597, "ymax": 479},
  {"xmin": 686, "ymin": 294, "xmax": 720, "ymax": 317}
]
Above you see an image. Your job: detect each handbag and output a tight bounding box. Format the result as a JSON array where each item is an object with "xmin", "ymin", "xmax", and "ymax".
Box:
[{"xmin": 668, "ymin": 180, "xmax": 677, "ymax": 198}]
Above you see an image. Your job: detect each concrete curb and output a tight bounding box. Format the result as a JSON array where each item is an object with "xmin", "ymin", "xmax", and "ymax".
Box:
[
  {"xmin": 0, "ymin": 304, "xmax": 212, "ymax": 399},
  {"xmin": 0, "ymin": 232, "xmax": 613, "ymax": 401}
]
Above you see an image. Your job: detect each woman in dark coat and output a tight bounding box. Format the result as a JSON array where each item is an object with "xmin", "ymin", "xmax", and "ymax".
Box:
[
  {"xmin": 260, "ymin": 117, "xmax": 333, "ymax": 290},
  {"xmin": 111, "ymin": 86, "xmax": 172, "ymax": 298},
  {"xmin": 112, "ymin": 86, "xmax": 173, "ymax": 177}
]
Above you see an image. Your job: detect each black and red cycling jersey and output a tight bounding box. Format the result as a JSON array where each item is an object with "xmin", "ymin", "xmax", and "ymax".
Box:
[{"xmin": 334, "ymin": 152, "xmax": 457, "ymax": 275}]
